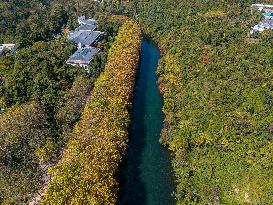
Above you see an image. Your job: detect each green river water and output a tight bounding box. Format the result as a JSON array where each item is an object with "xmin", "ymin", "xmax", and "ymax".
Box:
[{"xmin": 118, "ymin": 40, "xmax": 176, "ymax": 205}]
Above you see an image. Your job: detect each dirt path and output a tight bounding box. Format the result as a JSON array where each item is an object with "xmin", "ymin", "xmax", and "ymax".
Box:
[{"xmin": 27, "ymin": 163, "xmax": 52, "ymax": 205}]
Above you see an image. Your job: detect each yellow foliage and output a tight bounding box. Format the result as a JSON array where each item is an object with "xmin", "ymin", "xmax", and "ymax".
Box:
[{"xmin": 41, "ymin": 20, "xmax": 141, "ymax": 205}]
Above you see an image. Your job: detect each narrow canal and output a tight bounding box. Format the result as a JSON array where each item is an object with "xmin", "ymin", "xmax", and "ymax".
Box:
[{"xmin": 118, "ymin": 40, "xmax": 175, "ymax": 205}]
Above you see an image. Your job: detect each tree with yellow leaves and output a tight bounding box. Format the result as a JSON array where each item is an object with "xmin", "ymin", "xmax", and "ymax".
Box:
[{"xmin": 41, "ymin": 20, "xmax": 141, "ymax": 205}]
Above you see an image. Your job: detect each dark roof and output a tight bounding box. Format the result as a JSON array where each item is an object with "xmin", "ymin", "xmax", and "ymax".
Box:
[
  {"xmin": 67, "ymin": 47, "xmax": 100, "ymax": 65},
  {"xmin": 76, "ymin": 23, "xmax": 96, "ymax": 31},
  {"xmin": 70, "ymin": 31, "xmax": 101, "ymax": 46},
  {"xmin": 257, "ymin": 17, "xmax": 273, "ymax": 29},
  {"xmin": 262, "ymin": 17, "xmax": 273, "ymax": 25},
  {"xmin": 78, "ymin": 16, "xmax": 97, "ymax": 26},
  {"xmin": 83, "ymin": 19, "xmax": 97, "ymax": 25}
]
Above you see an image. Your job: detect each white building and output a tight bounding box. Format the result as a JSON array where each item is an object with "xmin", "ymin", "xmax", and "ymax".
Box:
[
  {"xmin": 67, "ymin": 16, "xmax": 103, "ymax": 68},
  {"xmin": 68, "ymin": 16, "xmax": 102, "ymax": 48},
  {"xmin": 251, "ymin": 4, "xmax": 273, "ymax": 11},
  {"xmin": 66, "ymin": 47, "xmax": 100, "ymax": 68},
  {"xmin": 0, "ymin": 44, "xmax": 16, "ymax": 56},
  {"xmin": 78, "ymin": 16, "xmax": 97, "ymax": 26},
  {"xmin": 250, "ymin": 5, "xmax": 273, "ymax": 34}
]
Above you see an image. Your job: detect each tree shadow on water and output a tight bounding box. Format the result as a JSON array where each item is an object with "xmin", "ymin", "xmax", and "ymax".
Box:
[{"xmin": 117, "ymin": 52, "xmax": 148, "ymax": 205}]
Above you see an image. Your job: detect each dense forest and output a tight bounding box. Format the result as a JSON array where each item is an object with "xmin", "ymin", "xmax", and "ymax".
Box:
[
  {"xmin": 41, "ymin": 20, "xmax": 141, "ymax": 204},
  {"xmin": 0, "ymin": 0, "xmax": 122, "ymax": 47},
  {"xmin": 1, "ymin": 0, "xmax": 273, "ymax": 204},
  {"xmin": 122, "ymin": 0, "xmax": 273, "ymax": 204},
  {"xmin": 0, "ymin": 0, "xmax": 127, "ymax": 203},
  {"xmin": 0, "ymin": 0, "xmax": 76, "ymax": 47}
]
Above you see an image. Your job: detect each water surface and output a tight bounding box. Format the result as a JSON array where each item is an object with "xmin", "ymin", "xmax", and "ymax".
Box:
[{"xmin": 118, "ymin": 40, "xmax": 175, "ymax": 205}]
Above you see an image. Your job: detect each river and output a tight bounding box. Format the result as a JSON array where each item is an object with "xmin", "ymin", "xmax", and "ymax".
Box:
[{"xmin": 118, "ymin": 39, "xmax": 175, "ymax": 205}]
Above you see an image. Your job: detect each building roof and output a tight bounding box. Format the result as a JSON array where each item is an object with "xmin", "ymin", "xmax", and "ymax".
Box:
[
  {"xmin": 68, "ymin": 23, "xmax": 97, "ymax": 40},
  {"xmin": 0, "ymin": 44, "xmax": 16, "ymax": 49},
  {"xmin": 67, "ymin": 16, "xmax": 102, "ymax": 67},
  {"xmin": 68, "ymin": 16, "xmax": 100, "ymax": 46},
  {"xmin": 250, "ymin": 6, "xmax": 273, "ymax": 34},
  {"xmin": 70, "ymin": 31, "xmax": 101, "ymax": 46},
  {"xmin": 264, "ymin": 10, "xmax": 273, "ymax": 17},
  {"xmin": 78, "ymin": 16, "xmax": 97, "ymax": 26},
  {"xmin": 67, "ymin": 47, "xmax": 100, "ymax": 65},
  {"xmin": 261, "ymin": 17, "xmax": 273, "ymax": 28},
  {"xmin": 251, "ymin": 17, "xmax": 273, "ymax": 33},
  {"xmin": 68, "ymin": 30, "xmax": 80, "ymax": 40},
  {"xmin": 84, "ymin": 19, "xmax": 97, "ymax": 25},
  {"xmin": 76, "ymin": 23, "xmax": 96, "ymax": 31},
  {"xmin": 257, "ymin": 17, "xmax": 273, "ymax": 28},
  {"xmin": 0, "ymin": 44, "xmax": 16, "ymax": 56},
  {"xmin": 252, "ymin": 4, "xmax": 273, "ymax": 9},
  {"xmin": 0, "ymin": 48, "xmax": 4, "ymax": 56}
]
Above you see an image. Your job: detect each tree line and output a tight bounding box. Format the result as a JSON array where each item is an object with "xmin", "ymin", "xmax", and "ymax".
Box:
[{"xmin": 41, "ymin": 20, "xmax": 141, "ymax": 205}]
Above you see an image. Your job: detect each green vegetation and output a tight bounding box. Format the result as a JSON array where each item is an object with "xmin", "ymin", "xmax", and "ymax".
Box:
[
  {"xmin": 1, "ymin": 0, "xmax": 273, "ymax": 204},
  {"xmin": 0, "ymin": 102, "xmax": 49, "ymax": 204},
  {"xmin": 120, "ymin": 0, "xmax": 273, "ymax": 204},
  {"xmin": 0, "ymin": 0, "xmax": 79, "ymax": 47},
  {"xmin": 0, "ymin": 0, "xmax": 128, "ymax": 48},
  {"xmin": 41, "ymin": 20, "xmax": 141, "ymax": 205},
  {"xmin": 0, "ymin": 39, "xmax": 79, "ymax": 110},
  {"xmin": 0, "ymin": 1, "xmax": 129, "ymax": 202},
  {"xmin": 0, "ymin": 38, "xmax": 84, "ymax": 204},
  {"xmin": 56, "ymin": 76, "xmax": 93, "ymax": 139}
]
